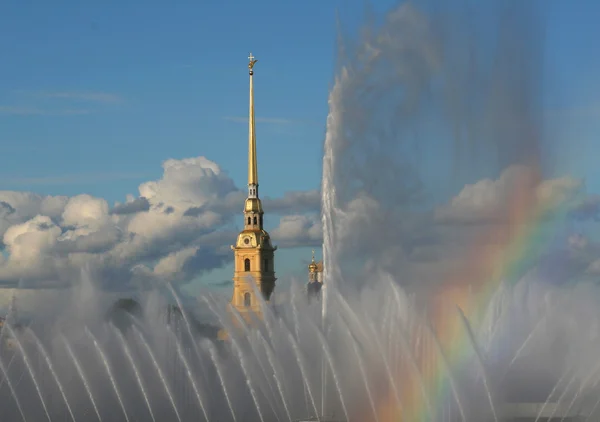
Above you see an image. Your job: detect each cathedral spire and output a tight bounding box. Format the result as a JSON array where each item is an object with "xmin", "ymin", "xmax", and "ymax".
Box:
[
  {"xmin": 309, "ymin": 249, "xmax": 318, "ymax": 273},
  {"xmin": 247, "ymin": 52, "xmax": 259, "ymax": 196},
  {"xmin": 218, "ymin": 52, "xmax": 277, "ymax": 340}
]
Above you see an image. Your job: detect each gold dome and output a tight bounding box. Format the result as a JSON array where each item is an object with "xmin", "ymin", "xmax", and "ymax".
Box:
[{"xmin": 244, "ymin": 198, "xmax": 263, "ymax": 213}]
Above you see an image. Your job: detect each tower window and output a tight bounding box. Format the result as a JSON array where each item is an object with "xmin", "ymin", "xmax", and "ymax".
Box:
[
  {"xmin": 247, "ymin": 217, "xmax": 251, "ymax": 225},
  {"xmin": 253, "ymin": 216, "xmax": 257, "ymax": 225},
  {"xmin": 264, "ymin": 258, "xmax": 269, "ymax": 272},
  {"xmin": 244, "ymin": 258, "xmax": 251, "ymax": 272},
  {"xmin": 244, "ymin": 292, "xmax": 251, "ymax": 307}
]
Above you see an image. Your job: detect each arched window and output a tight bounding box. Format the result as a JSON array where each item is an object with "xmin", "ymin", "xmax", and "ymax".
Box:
[
  {"xmin": 253, "ymin": 216, "xmax": 257, "ymax": 225},
  {"xmin": 247, "ymin": 217, "xmax": 251, "ymax": 225},
  {"xmin": 244, "ymin": 292, "xmax": 251, "ymax": 307},
  {"xmin": 244, "ymin": 258, "xmax": 251, "ymax": 272}
]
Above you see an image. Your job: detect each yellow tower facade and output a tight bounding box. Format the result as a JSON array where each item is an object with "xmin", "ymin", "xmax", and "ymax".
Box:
[{"xmin": 229, "ymin": 53, "xmax": 277, "ymax": 321}]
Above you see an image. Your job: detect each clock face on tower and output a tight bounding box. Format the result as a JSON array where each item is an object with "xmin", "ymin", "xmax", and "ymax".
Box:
[{"xmin": 243, "ymin": 237, "xmax": 251, "ymax": 246}]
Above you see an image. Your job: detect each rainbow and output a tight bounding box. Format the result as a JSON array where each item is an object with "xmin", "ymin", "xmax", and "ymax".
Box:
[{"xmin": 371, "ymin": 165, "xmax": 579, "ymax": 421}]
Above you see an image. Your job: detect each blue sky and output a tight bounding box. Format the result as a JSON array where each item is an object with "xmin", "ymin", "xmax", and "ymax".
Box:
[
  {"xmin": 0, "ymin": 0, "xmax": 344, "ymax": 202},
  {"xmin": 0, "ymin": 0, "xmax": 599, "ymax": 293},
  {"xmin": 0, "ymin": 0, "xmax": 598, "ymax": 198}
]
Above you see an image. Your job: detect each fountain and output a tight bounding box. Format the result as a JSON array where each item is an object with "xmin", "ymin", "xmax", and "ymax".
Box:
[
  {"xmin": 0, "ymin": 272, "xmax": 595, "ymax": 421},
  {"xmin": 0, "ymin": 1, "xmax": 597, "ymax": 421}
]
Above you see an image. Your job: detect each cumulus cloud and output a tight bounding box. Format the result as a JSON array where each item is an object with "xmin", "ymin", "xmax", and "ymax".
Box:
[
  {"xmin": 0, "ymin": 156, "xmax": 322, "ymax": 290},
  {"xmin": 184, "ymin": 189, "xmax": 321, "ymax": 218},
  {"xmin": 271, "ymin": 215, "xmax": 323, "ymax": 248},
  {"xmin": 563, "ymin": 234, "xmax": 600, "ymax": 276},
  {"xmin": 422, "ymin": 170, "xmax": 600, "ymax": 290},
  {"xmin": 522, "ymin": 233, "xmax": 600, "ymax": 286},
  {"xmin": 263, "ymin": 190, "xmax": 321, "ymax": 214},
  {"xmin": 0, "ymin": 191, "xmax": 67, "ymax": 222},
  {"xmin": 3, "ymin": 150, "xmax": 595, "ymax": 295},
  {"xmin": 435, "ymin": 166, "xmax": 582, "ymax": 225},
  {"xmin": 0, "ymin": 201, "xmax": 15, "ymax": 216},
  {"xmin": 62, "ymin": 194, "xmax": 110, "ymax": 228},
  {"xmin": 586, "ymin": 260, "xmax": 600, "ymax": 275},
  {"xmin": 110, "ymin": 197, "xmax": 150, "ymax": 215},
  {"xmin": 139, "ymin": 157, "xmax": 237, "ymax": 208},
  {"xmin": 325, "ymin": 163, "xmax": 600, "ymax": 292},
  {"xmin": 569, "ymin": 195, "xmax": 600, "ymax": 222},
  {"xmin": 0, "ymin": 191, "xmax": 68, "ymax": 242}
]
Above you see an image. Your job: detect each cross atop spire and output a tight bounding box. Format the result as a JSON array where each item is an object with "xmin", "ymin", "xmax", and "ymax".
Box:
[
  {"xmin": 248, "ymin": 52, "xmax": 258, "ymax": 74},
  {"xmin": 309, "ymin": 250, "xmax": 318, "ymax": 273}
]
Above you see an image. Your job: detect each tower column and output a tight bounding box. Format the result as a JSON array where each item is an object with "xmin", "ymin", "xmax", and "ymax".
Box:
[{"xmin": 228, "ymin": 53, "xmax": 277, "ymax": 323}]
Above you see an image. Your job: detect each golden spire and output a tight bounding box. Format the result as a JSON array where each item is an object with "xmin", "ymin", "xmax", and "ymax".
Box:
[
  {"xmin": 309, "ymin": 249, "xmax": 318, "ymax": 272},
  {"xmin": 248, "ymin": 52, "xmax": 259, "ymax": 190}
]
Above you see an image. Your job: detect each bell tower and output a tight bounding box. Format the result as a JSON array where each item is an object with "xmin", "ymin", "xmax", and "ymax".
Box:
[{"xmin": 229, "ymin": 53, "xmax": 277, "ymax": 319}]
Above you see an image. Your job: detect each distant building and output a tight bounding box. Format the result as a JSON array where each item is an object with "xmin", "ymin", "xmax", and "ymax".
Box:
[{"xmin": 307, "ymin": 250, "xmax": 323, "ymax": 299}]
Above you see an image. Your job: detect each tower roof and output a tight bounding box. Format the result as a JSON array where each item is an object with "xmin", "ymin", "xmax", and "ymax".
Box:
[
  {"xmin": 248, "ymin": 52, "xmax": 258, "ymax": 186},
  {"xmin": 308, "ymin": 250, "xmax": 318, "ymax": 272}
]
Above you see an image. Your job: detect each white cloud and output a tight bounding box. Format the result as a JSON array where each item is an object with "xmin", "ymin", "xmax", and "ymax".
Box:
[
  {"xmin": 586, "ymin": 259, "xmax": 600, "ymax": 275},
  {"xmin": 271, "ymin": 215, "xmax": 323, "ymax": 248},
  {"xmin": 568, "ymin": 233, "xmax": 589, "ymax": 251},
  {"xmin": 0, "ymin": 156, "xmax": 321, "ymax": 290},
  {"xmin": 110, "ymin": 197, "xmax": 150, "ymax": 215},
  {"xmin": 0, "ymin": 191, "xmax": 68, "ymax": 238},
  {"xmin": 263, "ymin": 190, "xmax": 321, "ymax": 214},
  {"xmin": 4, "ymin": 216, "xmax": 61, "ymax": 263},
  {"xmin": 62, "ymin": 194, "xmax": 110, "ymax": 228},
  {"xmin": 435, "ymin": 165, "xmax": 583, "ymax": 224},
  {"xmin": 323, "ymin": 163, "xmax": 600, "ymax": 291},
  {"xmin": 153, "ymin": 246, "xmax": 199, "ymax": 277},
  {"xmin": 3, "ymin": 154, "xmax": 593, "ymax": 293},
  {"xmin": 139, "ymin": 156, "xmax": 237, "ymax": 209}
]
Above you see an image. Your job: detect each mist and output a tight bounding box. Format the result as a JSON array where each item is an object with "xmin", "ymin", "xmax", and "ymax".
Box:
[{"xmin": 322, "ymin": 0, "xmax": 549, "ymax": 294}]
